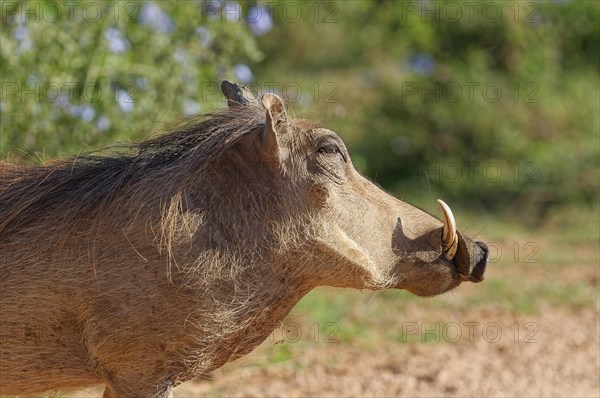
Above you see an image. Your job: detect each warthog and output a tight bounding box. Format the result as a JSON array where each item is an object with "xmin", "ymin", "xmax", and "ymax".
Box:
[{"xmin": 0, "ymin": 81, "xmax": 488, "ymax": 397}]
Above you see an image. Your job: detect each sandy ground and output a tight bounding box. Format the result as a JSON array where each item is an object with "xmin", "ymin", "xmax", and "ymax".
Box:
[
  {"xmin": 67, "ymin": 306, "xmax": 599, "ymax": 398},
  {"xmin": 177, "ymin": 308, "xmax": 599, "ymax": 397}
]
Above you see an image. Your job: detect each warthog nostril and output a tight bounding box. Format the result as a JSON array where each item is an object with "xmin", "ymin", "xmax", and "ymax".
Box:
[
  {"xmin": 469, "ymin": 241, "xmax": 489, "ymax": 283},
  {"xmin": 476, "ymin": 241, "xmax": 488, "ymax": 256}
]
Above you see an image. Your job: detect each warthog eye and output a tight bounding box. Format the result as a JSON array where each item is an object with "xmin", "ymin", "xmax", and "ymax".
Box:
[
  {"xmin": 315, "ymin": 135, "xmax": 347, "ymax": 163},
  {"xmin": 318, "ymin": 144, "xmax": 342, "ymax": 156}
]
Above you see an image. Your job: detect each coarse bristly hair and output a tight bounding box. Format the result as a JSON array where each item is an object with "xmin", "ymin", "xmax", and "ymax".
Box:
[
  {"xmin": 0, "ymin": 106, "xmax": 264, "ymax": 233},
  {"xmin": 1, "ymin": 100, "xmax": 323, "ymax": 292},
  {"xmin": 1, "ymin": 103, "xmax": 278, "ymax": 243},
  {"xmin": 0, "ymin": 99, "xmax": 322, "ymax": 394}
]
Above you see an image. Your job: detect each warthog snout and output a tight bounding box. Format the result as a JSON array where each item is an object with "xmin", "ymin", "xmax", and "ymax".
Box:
[
  {"xmin": 379, "ymin": 194, "xmax": 489, "ymax": 296},
  {"xmin": 472, "ymin": 242, "xmax": 489, "ymax": 281},
  {"xmin": 437, "ymin": 199, "xmax": 488, "ymax": 283},
  {"xmin": 449, "ymin": 233, "xmax": 489, "ymax": 284}
]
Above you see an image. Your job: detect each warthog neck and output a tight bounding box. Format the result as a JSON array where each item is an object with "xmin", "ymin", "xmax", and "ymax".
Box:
[{"xmin": 167, "ymin": 256, "xmax": 315, "ymax": 376}]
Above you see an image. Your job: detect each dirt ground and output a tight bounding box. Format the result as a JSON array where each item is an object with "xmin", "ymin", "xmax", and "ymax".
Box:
[
  {"xmin": 67, "ymin": 306, "xmax": 599, "ymax": 398},
  {"xmin": 176, "ymin": 308, "xmax": 600, "ymax": 397}
]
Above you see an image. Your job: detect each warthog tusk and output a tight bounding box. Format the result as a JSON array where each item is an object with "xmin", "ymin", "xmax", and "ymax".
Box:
[{"xmin": 437, "ymin": 199, "xmax": 458, "ymax": 260}]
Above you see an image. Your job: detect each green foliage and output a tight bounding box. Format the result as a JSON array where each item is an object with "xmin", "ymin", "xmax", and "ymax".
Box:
[
  {"xmin": 252, "ymin": 0, "xmax": 599, "ymax": 221},
  {"xmin": 1, "ymin": 1, "xmax": 598, "ymax": 222},
  {"xmin": 1, "ymin": 0, "xmax": 261, "ymax": 159}
]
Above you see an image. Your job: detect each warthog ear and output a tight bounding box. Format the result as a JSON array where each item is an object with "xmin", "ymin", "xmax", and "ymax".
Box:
[
  {"xmin": 259, "ymin": 93, "xmax": 287, "ymax": 161},
  {"xmin": 261, "ymin": 93, "xmax": 287, "ymax": 126},
  {"xmin": 221, "ymin": 80, "xmax": 256, "ymax": 108}
]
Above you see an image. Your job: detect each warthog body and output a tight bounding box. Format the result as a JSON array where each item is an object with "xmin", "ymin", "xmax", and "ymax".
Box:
[{"xmin": 0, "ymin": 82, "xmax": 488, "ymax": 397}]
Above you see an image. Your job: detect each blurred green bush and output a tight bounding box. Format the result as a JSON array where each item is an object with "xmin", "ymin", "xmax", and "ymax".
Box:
[
  {"xmin": 253, "ymin": 0, "xmax": 599, "ymax": 222},
  {"xmin": 1, "ymin": 1, "xmax": 598, "ymax": 223},
  {"xmin": 1, "ymin": 0, "xmax": 261, "ymax": 157}
]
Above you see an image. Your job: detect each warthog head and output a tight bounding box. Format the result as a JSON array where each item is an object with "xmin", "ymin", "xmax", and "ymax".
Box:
[{"xmin": 216, "ymin": 81, "xmax": 488, "ymax": 296}]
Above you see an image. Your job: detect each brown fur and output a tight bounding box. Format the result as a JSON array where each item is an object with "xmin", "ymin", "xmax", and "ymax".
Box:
[{"xmin": 0, "ymin": 82, "xmax": 487, "ymax": 397}]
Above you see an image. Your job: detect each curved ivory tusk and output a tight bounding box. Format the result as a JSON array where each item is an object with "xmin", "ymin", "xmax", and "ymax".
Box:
[{"xmin": 437, "ymin": 199, "xmax": 458, "ymax": 260}]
